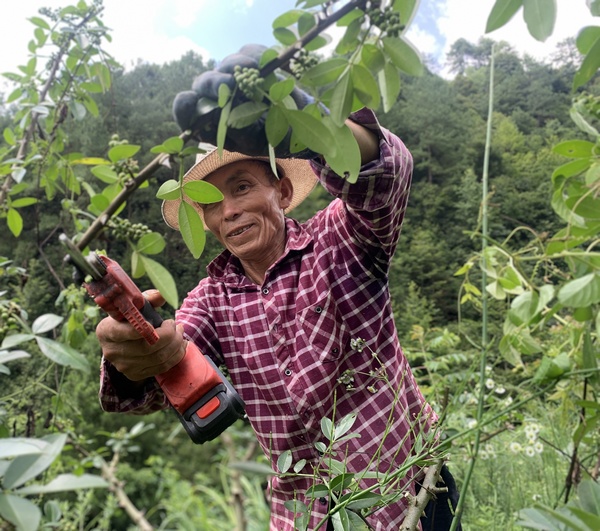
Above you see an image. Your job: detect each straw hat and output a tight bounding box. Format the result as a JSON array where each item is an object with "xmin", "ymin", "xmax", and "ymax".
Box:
[{"xmin": 162, "ymin": 145, "xmax": 318, "ymax": 230}]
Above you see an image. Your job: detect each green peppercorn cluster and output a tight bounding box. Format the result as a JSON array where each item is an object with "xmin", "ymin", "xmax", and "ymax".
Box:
[
  {"xmin": 109, "ymin": 134, "xmax": 140, "ymax": 182},
  {"xmin": 233, "ymin": 65, "xmax": 264, "ymax": 100},
  {"xmin": 0, "ymin": 302, "xmax": 23, "ymax": 343},
  {"xmin": 366, "ymin": 3, "xmax": 404, "ymax": 38},
  {"xmin": 107, "ymin": 217, "xmax": 152, "ymax": 242},
  {"xmin": 289, "ymin": 49, "xmax": 319, "ymax": 79}
]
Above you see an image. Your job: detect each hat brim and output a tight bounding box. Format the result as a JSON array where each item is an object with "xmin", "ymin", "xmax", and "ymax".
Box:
[{"xmin": 162, "ymin": 149, "xmax": 318, "ymax": 231}]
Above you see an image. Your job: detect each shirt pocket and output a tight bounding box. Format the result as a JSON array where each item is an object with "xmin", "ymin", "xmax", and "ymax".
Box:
[{"xmin": 296, "ymin": 288, "xmax": 350, "ymax": 362}]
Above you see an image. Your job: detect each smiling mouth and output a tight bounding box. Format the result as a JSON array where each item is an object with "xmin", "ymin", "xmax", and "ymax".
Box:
[{"xmin": 228, "ymin": 224, "xmax": 253, "ymax": 238}]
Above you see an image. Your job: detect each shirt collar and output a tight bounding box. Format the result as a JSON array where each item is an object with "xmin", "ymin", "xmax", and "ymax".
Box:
[{"xmin": 206, "ymin": 217, "xmax": 313, "ymax": 286}]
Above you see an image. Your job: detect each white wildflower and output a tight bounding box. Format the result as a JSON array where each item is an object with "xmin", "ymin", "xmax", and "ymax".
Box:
[
  {"xmin": 534, "ymin": 441, "xmax": 543, "ymax": 454},
  {"xmin": 525, "ymin": 446, "xmax": 536, "ymax": 458},
  {"xmin": 485, "ymin": 378, "xmax": 495, "ymax": 390},
  {"xmin": 509, "ymin": 442, "xmax": 522, "ymax": 454}
]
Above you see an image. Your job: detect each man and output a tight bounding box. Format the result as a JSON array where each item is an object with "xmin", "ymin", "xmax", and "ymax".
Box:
[{"xmin": 97, "ymin": 47, "xmax": 458, "ymax": 530}]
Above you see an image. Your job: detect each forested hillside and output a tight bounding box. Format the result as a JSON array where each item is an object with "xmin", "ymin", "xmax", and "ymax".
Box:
[{"xmin": 1, "ymin": 2, "xmax": 599, "ymax": 530}]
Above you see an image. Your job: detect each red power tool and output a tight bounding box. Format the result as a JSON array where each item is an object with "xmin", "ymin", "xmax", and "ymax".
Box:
[{"xmin": 60, "ymin": 234, "xmax": 245, "ymax": 444}]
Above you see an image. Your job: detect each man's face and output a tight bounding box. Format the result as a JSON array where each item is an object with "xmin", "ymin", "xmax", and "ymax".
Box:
[{"xmin": 201, "ymin": 160, "xmax": 293, "ymax": 273}]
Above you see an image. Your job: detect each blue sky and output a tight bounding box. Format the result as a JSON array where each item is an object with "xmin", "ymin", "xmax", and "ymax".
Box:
[{"xmin": 0, "ymin": 0, "xmax": 597, "ymax": 78}]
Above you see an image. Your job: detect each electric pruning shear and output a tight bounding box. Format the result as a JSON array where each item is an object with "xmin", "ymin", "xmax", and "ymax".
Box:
[{"xmin": 60, "ymin": 234, "xmax": 245, "ymax": 444}]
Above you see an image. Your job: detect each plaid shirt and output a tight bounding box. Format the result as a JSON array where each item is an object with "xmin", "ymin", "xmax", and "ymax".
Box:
[{"xmin": 99, "ymin": 109, "xmax": 437, "ymax": 530}]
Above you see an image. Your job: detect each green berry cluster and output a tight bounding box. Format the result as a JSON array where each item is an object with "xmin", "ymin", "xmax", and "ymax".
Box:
[
  {"xmin": 108, "ymin": 217, "xmax": 152, "ymax": 242},
  {"xmin": 366, "ymin": 3, "xmax": 404, "ymax": 37},
  {"xmin": 108, "ymin": 134, "xmax": 140, "ymax": 181},
  {"xmin": 0, "ymin": 302, "xmax": 23, "ymax": 343},
  {"xmin": 289, "ymin": 49, "xmax": 319, "ymax": 79},
  {"xmin": 233, "ymin": 65, "xmax": 264, "ymax": 100}
]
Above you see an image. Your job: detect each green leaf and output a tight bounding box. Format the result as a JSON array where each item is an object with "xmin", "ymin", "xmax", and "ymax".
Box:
[
  {"xmin": 0, "ymin": 350, "xmax": 30, "ymax": 364},
  {"xmin": 91, "ymin": 165, "xmax": 118, "ymax": 184},
  {"xmin": 136, "ymin": 232, "xmax": 166, "ymax": 255},
  {"xmin": 71, "ymin": 101, "xmax": 86, "ymax": 121},
  {"xmin": 558, "ymin": 273, "xmax": 600, "ymax": 308},
  {"xmin": 179, "ymin": 201, "xmax": 206, "ymax": 260},
  {"xmin": 70, "ymin": 157, "xmax": 110, "ymax": 166},
  {"xmin": 163, "ymin": 136, "xmax": 184, "ymax": 154},
  {"xmin": 7, "ymin": 208, "xmax": 23, "ymax": 237},
  {"xmin": 302, "ymin": 58, "xmax": 348, "ymax": 87},
  {"xmin": 305, "ymin": 34, "xmax": 329, "ymax": 52},
  {"xmin": 335, "ymin": 413, "xmax": 358, "ymax": 439},
  {"xmin": 573, "ymin": 35, "xmax": 600, "ymax": 90},
  {"xmin": 156, "ymin": 179, "xmax": 181, "ymax": 200},
  {"xmin": 298, "ymin": 12, "xmax": 317, "ymax": 36},
  {"xmin": 382, "ymin": 36, "xmax": 424, "ymax": 76},
  {"xmin": 10, "ymin": 197, "xmax": 37, "ymax": 208},
  {"xmin": 3, "ymin": 128, "xmax": 15, "ymax": 145},
  {"xmin": 553, "ymin": 140, "xmax": 595, "ymax": 158},
  {"xmin": 486, "ymin": 0, "xmax": 523, "ymax": 33},
  {"xmin": 31, "ymin": 314, "xmax": 63, "ymax": 334},
  {"xmin": 306, "ymin": 484, "xmax": 330, "ymax": 499},
  {"xmin": 551, "ymin": 158, "xmax": 592, "ymax": 182},
  {"xmin": 16, "ymin": 473, "xmax": 108, "ymax": 495},
  {"xmin": 577, "ymin": 479, "xmax": 600, "ymax": 515},
  {"xmin": 277, "ymin": 450, "xmax": 293, "ymax": 473},
  {"xmin": 346, "ymin": 491, "xmax": 383, "ymax": 511},
  {"xmin": 321, "ymin": 417, "xmax": 334, "ymax": 440},
  {"xmin": 361, "ymin": 44, "xmax": 386, "ymax": 73},
  {"xmin": 108, "ymin": 144, "xmax": 141, "ymax": 163},
  {"xmin": 575, "ymin": 26, "xmax": 600, "ymax": 54},
  {"xmin": 35, "ymin": 337, "xmax": 90, "ymax": 373},
  {"xmin": 336, "ymin": 17, "xmax": 362, "ymax": 55},
  {"xmin": 266, "ymin": 105, "xmax": 290, "ymax": 148},
  {"xmin": 322, "ymin": 119, "xmax": 361, "ymax": 183},
  {"xmin": 331, "ymin": 506, "xmax": 350, "ymax": 530},
  {"xmin": 131, "ymin": 250, "xmax": 145, "ymax": 279},
  {"xmin": 285, "ymin": 109, "xmax": 335, "ymax": 155},
  {"xmin": 523, "ymin": 0, "xmax": 556, "ymax": 41},
  {"xmin": 586, "ymin": 163, "xmax": 600, "ymax": 185},
  {"xmin": 328, "ymin": 70, "xmax": 354, "ymax": 127},
  {"xmin": 139, "ymin": 255, "xmax": 179, "ymax": 309},
  {"xmin": 228, "ymin": 102, "xmax": 268, "ymax": 129},
  {"xmin": 269, "ymin": 77, "xmax": 295, "ymax": 102},
  {"xmin": 29, "ymin": 16, "xmax": 50, "ymax": 29},
  {"xmin": 2, "ymin": 334, "xmax": 34, "ymax": 349},
  {"xmin": 378, "ymin": 62, "xmax": 401, "ymax": 113},
  {"xmin": 0, "ymin": 438, "xmax": 48, "ymax": 459},
  {"xmin": 0, "ymin": 493, "xmax": 41, "ymax": 531},
  {"xmin": 183, "ymin": 180, "xmax": 224, "ymax": 204},
  {"xmin": 217, "ymin": 100, "xmax": 232, "ymax": 153},
  {"xmin": 273, "ymin": 9, "xmax": 304, "ymax": 28},
  {"xmin": 273, "ymin": 27, "xmax": 297, "ymax": 46},
  {"xmin": 4, "ymin": 434, "xmax": 67, "ymax": 489},
  {"xmin": 351, "ymin": 64, "xmax": 381, "ymax": 110},
  {"xmin": 228, "ymin": 461, "xmax": 275, "ymax": 475},
  {"xmin": 329, "ymin": 473, "xmax": 355, "ymax": 493}
]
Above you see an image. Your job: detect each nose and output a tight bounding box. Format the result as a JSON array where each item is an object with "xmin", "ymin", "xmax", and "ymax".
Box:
[{"xmin": 220, "ymin": 195, "xmax": 241, "ymax": 221}]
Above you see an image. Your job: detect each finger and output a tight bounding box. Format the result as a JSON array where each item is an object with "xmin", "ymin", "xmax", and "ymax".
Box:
[{"xmin": 143, "ymin": 289, "xmax": 166, "ymax": 308}]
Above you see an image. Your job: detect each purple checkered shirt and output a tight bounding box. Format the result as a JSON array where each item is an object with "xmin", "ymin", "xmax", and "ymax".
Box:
[{"xmin": 99, "ymin": 109, "xmax": 437, "ymax": 530}]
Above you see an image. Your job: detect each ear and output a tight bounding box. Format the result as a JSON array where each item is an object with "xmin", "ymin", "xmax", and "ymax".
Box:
[{"xmin": 278, "ymin": 176, "xmax": 294, "ymax": 210}]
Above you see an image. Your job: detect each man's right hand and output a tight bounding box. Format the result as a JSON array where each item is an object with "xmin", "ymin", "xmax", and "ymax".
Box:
[{"xmin": 96, "ymin": 289, "xmax": 187, "ymax": 382}]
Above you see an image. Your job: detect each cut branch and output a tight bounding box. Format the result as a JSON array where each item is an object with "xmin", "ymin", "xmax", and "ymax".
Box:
[{"xmin": 400, "ymin": 459, "xmax": 446, "ymax": 531}]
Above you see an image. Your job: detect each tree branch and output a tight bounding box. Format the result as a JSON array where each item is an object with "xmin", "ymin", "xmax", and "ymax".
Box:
[
  {"xmin": 76, "ymin": 131, "xmax": 192, "ymax": 250},
  {"xmin": 400, "ymin": 459, "xmax": 447, "ymax": 531}
]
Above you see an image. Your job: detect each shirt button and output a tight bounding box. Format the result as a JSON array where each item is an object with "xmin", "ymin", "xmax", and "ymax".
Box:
[
  {"xmin": 319, "ymin": 497, "xmax": 328, "ymax": 505},
  {"xmin": 262, "ymin": 288, "xmax": 269, "ymax": 295},
  {"xmin": 332, "ymin": 348, "xmax": 339, "ymax": 354},
  {"xmin": 315, "ymin": 306, "xmax": 322, "ymax": 313},
  {"xmin": 284, "ymin": 368, "xmax": 292, "ymax": 376}
]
